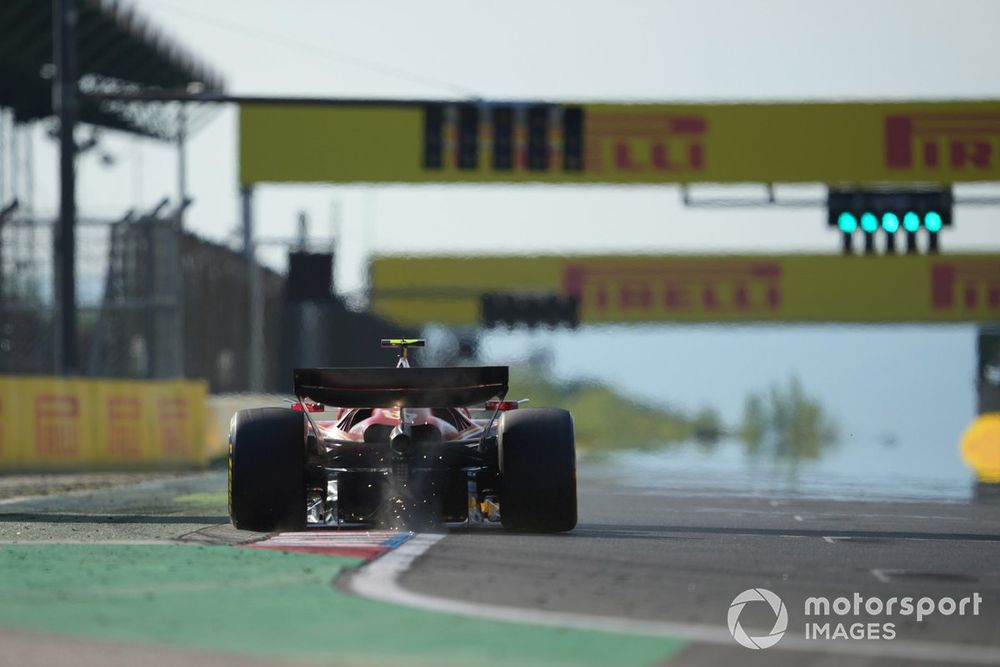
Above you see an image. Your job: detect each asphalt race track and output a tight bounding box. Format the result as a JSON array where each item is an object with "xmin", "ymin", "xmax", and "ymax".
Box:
[
  {"xmin": 1, "ymin": 467, "xmax": 998, "ymax": 666},
  {"xmin": 400, "ymin": 475, "xmax": 1000, "ymax": 665}
]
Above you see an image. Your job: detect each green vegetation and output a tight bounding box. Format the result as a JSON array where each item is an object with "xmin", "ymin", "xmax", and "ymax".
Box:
[
  {"xmin": 508, "ymin": 370, "xmax": 720, "ymax": 451},
  {"xmin": 173, "ymin": 491, "xmax": 229, "ymax": 511},
  {"xmin": 739, "ymin": 376, "xmax": 838, "ymax": 461},
  {"xmin": 508, "ymin": 368, "xmax": 837, "ymax": 461}
]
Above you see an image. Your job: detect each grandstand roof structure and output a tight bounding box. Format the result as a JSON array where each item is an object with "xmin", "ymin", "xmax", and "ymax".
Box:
[{"xmin": 0, "ymin": 0, "xmax": 225, "ymax": 139}]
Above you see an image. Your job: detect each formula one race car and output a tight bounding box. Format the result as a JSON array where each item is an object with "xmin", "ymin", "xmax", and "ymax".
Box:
[{"xmin": 228, "ymin": 339, "xmax": 577, "ymax": 533}]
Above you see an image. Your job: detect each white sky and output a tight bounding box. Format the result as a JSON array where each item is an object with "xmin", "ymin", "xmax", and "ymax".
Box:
[{"xmin": 7, "ymin": 0, "xmax": 1000, "ymax": 474}]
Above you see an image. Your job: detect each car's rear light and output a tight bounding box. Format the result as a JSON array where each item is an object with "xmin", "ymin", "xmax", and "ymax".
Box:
[
  {"xmin": 485, "ymin": 400, "xmax": 519, "ymax": 411},
  {"xmin": 292, "ymin": 402, "xmax": 325, "ymax": 412}
]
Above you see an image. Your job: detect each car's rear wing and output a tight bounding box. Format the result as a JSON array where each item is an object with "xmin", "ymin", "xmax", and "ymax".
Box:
[{"xmin": 293, "ymin": 366, "xmax": 509, "ymax": 408}]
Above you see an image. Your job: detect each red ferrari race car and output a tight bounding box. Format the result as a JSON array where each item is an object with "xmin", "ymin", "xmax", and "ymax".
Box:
[{"xmin": 228, "ymin": 339, "xmax": 577, "ymax": 533}]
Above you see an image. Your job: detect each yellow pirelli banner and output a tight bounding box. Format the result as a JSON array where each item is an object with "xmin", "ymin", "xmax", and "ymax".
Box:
[
  {"xmin": 240, "ymin": 99, "xmax": 1000, "ymax": 185},
  {"xmin": 0, "ymin": 377, "xmax": 208, "ymax": 470},
  {"xmin": 370, "ymin": 254, "xmax": 1000, "ymax": 326}
]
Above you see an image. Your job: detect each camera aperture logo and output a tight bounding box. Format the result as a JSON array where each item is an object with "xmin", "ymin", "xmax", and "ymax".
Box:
[
  {"xmin": 728, "ymin": 588, "xmax": 984, "ymax": 648},
  {"xmin": 728, "ymin": 588, "xmax": 788, "ymax": 649}
]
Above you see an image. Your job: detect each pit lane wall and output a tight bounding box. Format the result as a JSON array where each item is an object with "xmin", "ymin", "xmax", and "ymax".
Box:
[{"xmin": 0, "ymin": 376, "xmax": 208, "ymax": 470}]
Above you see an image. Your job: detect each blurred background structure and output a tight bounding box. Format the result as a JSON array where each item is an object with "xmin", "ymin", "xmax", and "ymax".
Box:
[
  {"xmin": 0, "ymin": 0, "xmax": 404, "ymax": 393},
  {"xmin": 0, "ymin": 0, "xmax": 998, "ymax": 488},
  {"xmin": 0, "ymin": 0, "xmax": 223, "ymax": 378}
]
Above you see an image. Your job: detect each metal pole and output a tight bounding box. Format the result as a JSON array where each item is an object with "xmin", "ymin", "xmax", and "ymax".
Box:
[
  {"xmin": 0, "ymin": 109, "xmax": 6, "ymax": 204},
  {"xmin": 53, "ymin": 0, "xmax": 79, "ymax": 374},
  {"xmin": 241, "ymin": 186, "xmax": 264, "ymax": 391},
  {"xmin": 10, "ymin": 114, "xmax": 18, "ymax": 207},
  {"xmin": 297, "ymin": 210, "xmax": 308, "ymax": 249},
  {"xmin": 24, "ymin": 122, "xmax": 34, "ymax": 219},
  {"xmin": 0, "ymin": 111, "xmax": 5, "ymax": 304},
  {"xmin": 24, "ymin": 123, "xmax": 35, "ymax": 292},
  {"xmin": 143, "ymin": 214, "xmax": 156, "ymax": 378},
  {"xmin": 176, "ymin": 104, "xmax": 187, "ymax": 228},
  {"xmin": 173, "ymin": 106, "xmax": 188, "ymax": 378}
]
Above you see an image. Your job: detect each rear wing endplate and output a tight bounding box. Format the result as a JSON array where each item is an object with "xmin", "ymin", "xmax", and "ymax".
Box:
[{"xmin": 293, "ymin": 366, "xmax": 509, "ymax": 408}]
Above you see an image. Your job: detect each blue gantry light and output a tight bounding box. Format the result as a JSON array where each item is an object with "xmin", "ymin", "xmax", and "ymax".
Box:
[
  {"xmin": 828, "ymin": 188, "xmax": 951, "ymax": 255},
  {"xmin": 881, "ymin": 212, "xmax": 900, "ymax": 233},
  {"xmin": 837, "ymin": 211, "xmax": 858, "ymax": 233},
  {"xmin": 924, "ymin": 211, "xmax": 944, "ymax": 233},
  {"xmin": 860, "ymin": 212, "xmax": 879, "ymax": 233}
]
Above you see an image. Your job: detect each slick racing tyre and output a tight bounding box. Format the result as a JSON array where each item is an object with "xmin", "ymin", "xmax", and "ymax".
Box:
[
  {"xmin": 498, "ymin": 408, "xmax": 577, "ymax": 533},
  {"xmin": 229, "ymin": 408, "xmax": 307, "ymax": 532}
]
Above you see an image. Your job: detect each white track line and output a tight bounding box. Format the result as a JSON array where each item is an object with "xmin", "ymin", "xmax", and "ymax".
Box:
[
  {"xmin": 0, "ymin": 495, "xmax": 51, "ymax": 506},
  {"xmin": 348, "ymin": 533, "xmax": 1000, "ymax": 665},
  {"xmin": 871, "ymin": 568, "xmax": 894, "ymax": 583}
]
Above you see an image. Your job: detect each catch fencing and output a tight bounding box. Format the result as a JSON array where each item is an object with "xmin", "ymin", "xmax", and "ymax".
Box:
[{"xmin": 0, "ymin": 210, "xmax": 285, "ymax": 391}]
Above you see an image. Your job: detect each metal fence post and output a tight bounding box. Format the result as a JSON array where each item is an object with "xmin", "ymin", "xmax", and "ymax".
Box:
[
  {"xmin": 241, "ymin": 186, "xmax": 264, "ymax": 391},
  {"xmin": 53, "ymin": 0, "xmax": 79, "ymax": 374}
]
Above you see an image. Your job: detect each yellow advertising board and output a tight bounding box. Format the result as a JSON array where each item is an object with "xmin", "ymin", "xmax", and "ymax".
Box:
[
  {"xmin": 145, "ymin": 381, "xmax": 207, "ymax": 465},
  {"xmin": 241, "ymin": 100, "xmax": 1000, "ymax": 185},
  {"xmin": 10, "ymin": 376, "xmax": 98, "ymax": 466},
  {"xmin": 370, "ymin": 254, "xmax": 1000, "ymax": 325},
  {"xmin": 92, "ymin": 380, "xmax": 154, "ymax": 464},
  {"xmin": 0, "ymin": 379, "xmax": 15, "ymax": 467},
  {"xmin": 0, "ymin": 376, "xmax": 208, "ymax": 470}
]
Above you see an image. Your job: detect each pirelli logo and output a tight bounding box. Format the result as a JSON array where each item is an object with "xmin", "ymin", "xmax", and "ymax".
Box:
[
  {"xmin": 107, "ymin": 396, "xmax": 143, "ymax": 458},
  {"xmin": 34, "ymin": 395, "xmax": 80, "ymax": 458},
  {"xmin": 157, "ymin": 397, "xmax": 191, "ymax": 456},
  {"xmin": 931, "ymin": 262, "xmax": 1000, "ymax": 313},
  {"xmin": 371, "ymin": 254, "xmax": 1000, "ymax": 325},
  {"xmin": 586, "ymin": 113, "xmax": 707, "ymax": 175},
  {"xmin": 562, "ymin": 262, "xmax": 781, "ymax": 315},
  {"xmin": 885, "ymin": 112, "xmax": 1000, "ymax": 173}
]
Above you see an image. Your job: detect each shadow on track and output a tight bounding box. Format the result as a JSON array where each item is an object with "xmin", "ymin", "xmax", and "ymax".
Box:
[{"xmin": 0, "ymin": 513, "xmax": 228, "ymax": 525}]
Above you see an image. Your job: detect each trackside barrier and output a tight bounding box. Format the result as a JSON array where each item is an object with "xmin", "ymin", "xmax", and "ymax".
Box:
[{"xmin": 0, "ymin": 376, "xmax": 208, "ymax": 470}]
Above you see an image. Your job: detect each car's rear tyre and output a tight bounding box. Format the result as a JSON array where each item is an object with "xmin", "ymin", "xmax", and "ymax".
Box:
[
  {"xmin": 228, "ymin": 408, "xmax": 306, "ymax": 532},
  {"xmin": 498, "ymin": 408, "xmax": 577, "ymax": 533}
]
